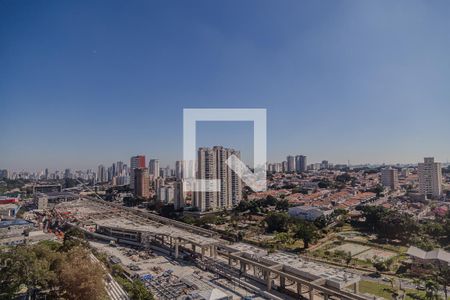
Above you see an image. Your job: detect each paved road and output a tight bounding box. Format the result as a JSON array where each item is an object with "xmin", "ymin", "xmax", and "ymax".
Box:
[{"xmin": 90, "ymin": 253, "xmax": 130, "ymax": 300}]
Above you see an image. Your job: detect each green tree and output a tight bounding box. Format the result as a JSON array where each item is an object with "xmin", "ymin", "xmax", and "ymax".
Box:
[
  {"xmin": 264, "ymin": 195, "xmax": 277, "ymax": 206},
  {"xmin": 0, "ymin": 241, "xmax": 107, "ymax": 300},
  {"xmin": 344, "ymin": 251, "xmax": 352, "ymax": 267},
  {"xmin": 59, "ymin": 247, "xmax": 107, "ymax": 300},
  {"xmin": 424, "ymin": 279, "xmax": 439, "ymax": 300},
  {"xmin": 435, "ymin": 263, "xmax": 449, "ymax": 300},
  {"xmin": 0, "ymin": 244, "xmax": 60, "ymax": 299},
  {"xmin": 265, "ymin": 212, "xmax": 289, "ymax": 233},
  {"xmin": 293, "ymin": 221, "xmax": 319, "ymax": 249},
  {"xmin": 159, "ymin": 204, "xmax": 176, "ymax": 218},
  {"xmin": 373, "ymin": 259, "xmax": 388, "ymax": 272},
  {"xmin": 62, "ymin": 227, "xmax": 88, "ymax": 251},
  {"xmin": 336, "ymin": 173, "xmax": 352, "ymax": 183},
  {"xmin": 371, "ymin": 184, "xmax": 384, "ymax": 197},
  {"xmin": 274, "ymin": 232, "xmax": 293, "ymax": 245},
  {"xmin": 275, "ymin": 199, "xmax": 289, "ymax": 211}
]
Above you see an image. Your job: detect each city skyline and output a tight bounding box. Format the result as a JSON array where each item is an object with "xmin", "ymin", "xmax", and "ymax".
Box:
[
  {"xmin": 2, "ymin": 2, "xmax": 450, "ymax": 300},
  {"xmin": 3, "ymin": 152, "xmax": 449, "ymax": 175},
  {"xmin": 2, "ymin": 0, "xmax": 450, "ymax": 170}
]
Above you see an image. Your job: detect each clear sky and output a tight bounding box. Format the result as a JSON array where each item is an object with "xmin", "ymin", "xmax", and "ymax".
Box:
[{"xmin": 1, "ymin": 0, "xmax": 450, "ymax": 171}]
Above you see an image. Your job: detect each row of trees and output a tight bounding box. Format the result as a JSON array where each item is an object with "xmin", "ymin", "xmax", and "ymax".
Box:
[
  {"xmin": 234, "ymin": 195, "xmax": 289, "ymax": 213},
  {"xmin": 359, "ymin": 205, "xmax": 450, "ymax": 248}
]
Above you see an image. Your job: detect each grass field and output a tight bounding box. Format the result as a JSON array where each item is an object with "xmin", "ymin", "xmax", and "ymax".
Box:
[{"xmin": 359, "ymin": 280, "xmax": 427, "ymax": 300}]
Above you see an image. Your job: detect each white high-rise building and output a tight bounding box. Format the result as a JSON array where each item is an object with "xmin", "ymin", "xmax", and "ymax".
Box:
[
  {"xmin": 175, "ymin": 160, "xmax": 196, "ymax": 180},
  {"xmin": 164, "ymin": 165, "xmax": 171, "ymax": 178},
  {"xmin": 418, "ymin": 157, "xmax": 443, "ymax": 198},
  {"xmin": 149, "ymin": 159, "xmax": 160, "ymax": 180},
  {"xmin": 381, "ymin": 168, "xmax": 399, "ymax": 190},
  {"xmin": 157, "ymin": 185, "xmax": 174, "ymax": 204},
  {"xmin": 193, "ymin": 146, "xmax": 243, "ymax": 212}
]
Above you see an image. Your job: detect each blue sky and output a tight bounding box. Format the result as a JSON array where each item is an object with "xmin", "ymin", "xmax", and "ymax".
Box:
[{"xmin": 1, "ymin": 0, "xmax": 450, "ymax": 171}]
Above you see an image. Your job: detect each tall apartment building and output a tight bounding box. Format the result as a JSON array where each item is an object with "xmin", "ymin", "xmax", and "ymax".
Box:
[
  {"xmin": 287, "ymin": 155, "xmax": 296, "ymax": 172},
  {"xmin": 148, "ymin": 159, "xmax": 160, "ymax": 179},
  {"xmin": 130, "ymin": 155, "xmax": 146, "ymax": 189},
  {"xmin": 163, "ymin": 165, "xmax": 171, "ymax": 178},
  {"xmin": 157, "ymin": 185, "xmax": 174, "ymax": 204},
  {"xmin": 295, "ymin": 155, "xmax": 307, "ymax": 173},
  {"xmin": 174, "ymin": 180, "xmax": 186, "ymax": 210},
  {"xmin": 175, "ymin": 161, "xmax": 183, "ymax": 180},
  {"xmin": 0, "ymin": 169, "xmax": 9, "ymax": 180},
  {"xmin": 97, "ymin": 165, "xmax": 107, "ymax": 183},
  {"xmin": 64, "ymin": 168, "xmax": 72, "ymax": 179},
  {"xmin": 134, "ymin": 167, "xmax": 150, "ymax": 198},
  {"xmin": 115, "ymin": 161, "xmax": 124, "ymax": 176},
  {"xmin": 175, "ymin": 160, "xmax": 195, "ymax": 180},
  {"xmin": 381, "ymin": 168, "xmax": 399, "ymax": 190},
  {"xmin": 418, "ymin": 157, "xmax": 442, "ymax": 198},
  {"xmin": 193, "ymin": 146, "xmax": 242, "ymax": 212}
]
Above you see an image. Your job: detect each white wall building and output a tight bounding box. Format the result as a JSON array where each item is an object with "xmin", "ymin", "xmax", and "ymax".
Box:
[
  {"xmin": 381, "ymin": 168, "xmax": 399, "ymax": 190},
  {"xmin": 193, "ymin": 146, "xmax": 242, "ymax": 212},
  {"xmin": 418, "ymin": 157, "xmax": 442, "ymax": 198}
]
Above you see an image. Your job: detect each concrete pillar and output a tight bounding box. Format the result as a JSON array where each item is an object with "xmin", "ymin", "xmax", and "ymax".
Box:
[
  {"xmin": 297, "ymin": 282, "xmax": 302, "ymax": 295},
  {"xmin": 266, "ymin": 271, "xmax": 272, "ymax": 291},
  {"xmin": 353, "ymin": 282, "xmax": 359, "ymax": 294},
  {"xmin": 323, "ymin": 293, "xmax": 329, "ymax": 300},
  {"xmin": 201, "ymin": 247, "xmax": 205, "ymax": 258},
  {"xmin": 192, "ymin": 244, "xmax": 196, "ymax": 253},
  {"xmin": 240, "ymin": 262, "xmax": 246, "ymax": 274},
  {"xmin": 309, "ymin": 287, "xmax": 314, "ymax": 300},
  {"xmin": 174, "ymin": 239, "xmax": 179, "ymax": 259},
  {"xmin": 280, "ymin": 276, "xmax": 285, "ymax": 289},
  {"xmin": 228, "ymin": 256, "xmax": 232, "ymax": 266}
]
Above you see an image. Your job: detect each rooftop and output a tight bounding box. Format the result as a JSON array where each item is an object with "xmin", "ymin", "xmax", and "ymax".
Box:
[
  {"xmin": 0, "ymin": 219, "xmax": 33, "ymax": 228},
  {"xmin": 407, "ymin": 246, "xmax": 450, "ymax": 264}
]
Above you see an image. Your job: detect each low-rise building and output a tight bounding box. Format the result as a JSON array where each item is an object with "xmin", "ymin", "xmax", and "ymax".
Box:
[
  {"xmin": 34, "ymin": 193, "xmax": 48, "ymax": 210},
  {"xmin": 406, "ymin": 246, "xmax": 450, "ymax": 274},
  {"xmin": 0, "ymin": 203, "xmax": 19, "ymax": 219},
  {"xmin": 288, "ymin": 206, "xmax": 326, "ymax": 221}
]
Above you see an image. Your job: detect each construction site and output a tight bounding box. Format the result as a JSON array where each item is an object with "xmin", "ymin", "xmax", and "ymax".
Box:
[{"xmin": 52, "ymin": 198, "xmax": 372, "ymax": 300}]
